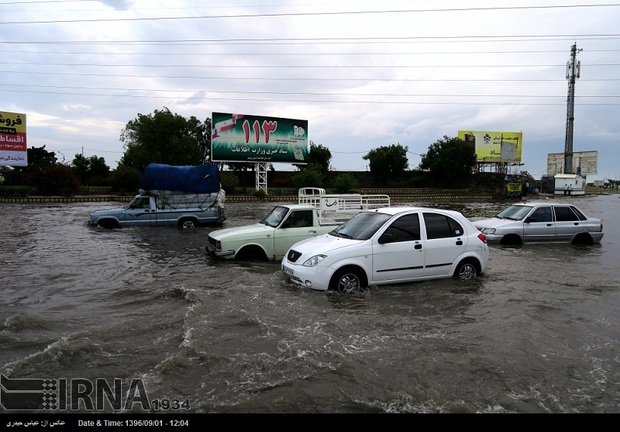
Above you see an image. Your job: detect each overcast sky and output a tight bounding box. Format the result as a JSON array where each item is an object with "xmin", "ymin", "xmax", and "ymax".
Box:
[{"xmin": 2, "ymin": 0, "xmax": 619, "ymax": 181}]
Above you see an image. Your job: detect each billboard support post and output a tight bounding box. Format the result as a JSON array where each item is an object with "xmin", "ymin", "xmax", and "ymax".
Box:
[
  {"xmin": 255, "ymin": 163, "xmax": 268, "ymax": 193},
  {"xmin": 564, "ymin": 43, "xmax": 581, "ymax": 174}
]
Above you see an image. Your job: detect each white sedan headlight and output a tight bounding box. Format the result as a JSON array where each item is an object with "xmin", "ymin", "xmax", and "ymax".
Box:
[
  {"xmin": 302, "ymin": 254, "xmax": 327, "ymax": 267},
  {"xmin": 480, "ymin": 227, "xmax": 496, "ymax": 235}
]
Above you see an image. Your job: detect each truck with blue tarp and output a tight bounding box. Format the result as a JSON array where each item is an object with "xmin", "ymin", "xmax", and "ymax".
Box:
[{"xmin": 88, "ymin": 163, "xmax": 226, "ymax": 228}]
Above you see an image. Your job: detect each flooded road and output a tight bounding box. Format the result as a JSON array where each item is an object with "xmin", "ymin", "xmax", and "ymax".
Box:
[{"xmin": 1, "ymin": 194, "xmax": 619, "ymax": 413}]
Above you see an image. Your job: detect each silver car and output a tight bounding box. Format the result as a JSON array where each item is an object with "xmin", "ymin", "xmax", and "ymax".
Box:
[{"xmin": 474, "ymin": 202, "xmax": 604, "ymax": 245}]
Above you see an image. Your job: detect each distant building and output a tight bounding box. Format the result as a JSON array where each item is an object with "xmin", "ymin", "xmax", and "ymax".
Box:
[{"xmin": 554, "ymin": 173, "xmax": 586, "ymax": 196}]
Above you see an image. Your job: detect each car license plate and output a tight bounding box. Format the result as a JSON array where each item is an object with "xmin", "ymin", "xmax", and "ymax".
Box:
[{"xmin": 282, "ymin": 265, "xmax": 294, "ymax": 276}]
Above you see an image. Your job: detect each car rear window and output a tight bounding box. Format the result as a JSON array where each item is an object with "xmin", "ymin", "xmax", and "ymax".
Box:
[
  {"xmin": 569, "ymin": 206, "xmax": 588, "ymax": 221},
  {"xmin": 554, "ymin": 206, "xmax": 580, "ymax": 221},
  {"xmin": 423, "ymin": 213, "xmax": 464, "ymax": 239}
]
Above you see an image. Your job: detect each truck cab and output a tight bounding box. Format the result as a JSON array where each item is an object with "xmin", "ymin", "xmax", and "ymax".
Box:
[
  {"xmin": 206, "ymin": 204, "xmax": 329, "ymax": 261},
  {"xmin": 123, "ymin": 195, "xmax": 157, "ymax": 227},
  {"xmin": 206, "ymin": 188, "xmax": 390, "ymax": 261},
  {"xmin": 269, "ymin": 206, "xmax": 321, "ymax": 259}
]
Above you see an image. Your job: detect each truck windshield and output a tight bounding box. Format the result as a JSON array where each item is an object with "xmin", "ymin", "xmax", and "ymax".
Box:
[
  {"xmin": 260, "ymin": 206, "xmax": 289, "ymax": 228},
  {"xmin": 329, "ymin": 212, "xmax": 392, "ymax": 240},
  {"xmin": 127, "ymin": 197, "xmax": 150, "ymax": 210}
]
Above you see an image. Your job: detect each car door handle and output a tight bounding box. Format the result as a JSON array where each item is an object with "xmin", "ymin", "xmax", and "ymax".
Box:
[
  {"xmin": 414, "ymin": 244, "xmax": 422, "ymax": 250},
  {"xmin": 456, "ymin": 240, "xmax": 463, "ymax": 245}
]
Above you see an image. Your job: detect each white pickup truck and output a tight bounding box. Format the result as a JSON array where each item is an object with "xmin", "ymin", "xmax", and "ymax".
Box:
[{"xmin": 206, "ymin": 188, "xmax": 390, "ymax": 261}]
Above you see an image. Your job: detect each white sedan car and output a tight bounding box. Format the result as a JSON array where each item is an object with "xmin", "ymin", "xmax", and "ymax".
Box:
[
  {"xmin": 282, "ymin": 206, "xmax": 489, "ymax": 294},
  {"xmin": 474, "ymin": 202, "xmax": 604, "ymax": 245}
]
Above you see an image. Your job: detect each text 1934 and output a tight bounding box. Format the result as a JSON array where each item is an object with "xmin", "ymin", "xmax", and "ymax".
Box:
[{"xmin": 151, "ymin": 398, "xmax": 191, "ymax": 410}]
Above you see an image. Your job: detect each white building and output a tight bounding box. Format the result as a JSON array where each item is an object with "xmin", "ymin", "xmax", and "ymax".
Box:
[{"xmin": 554, "ymin": 173, "xmax": 586, "ymax": 195}]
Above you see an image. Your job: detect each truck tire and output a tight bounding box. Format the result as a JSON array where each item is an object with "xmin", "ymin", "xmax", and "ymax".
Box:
[
  {"xmin": 99, "ymin": 219, "xmax": 119, "ymax": 229},
  {"xmin": 235, "ymin": 245, "xmax": 268, "ymax": 261},
  {"xmin": 179, "ymin": 219, "xmax": 197, "ymax": 229}
]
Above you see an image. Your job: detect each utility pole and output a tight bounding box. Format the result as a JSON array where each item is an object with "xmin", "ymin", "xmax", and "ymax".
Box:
[{"xmin": 564, "ymin": 43, "xmax": 581, "ymax": 174}]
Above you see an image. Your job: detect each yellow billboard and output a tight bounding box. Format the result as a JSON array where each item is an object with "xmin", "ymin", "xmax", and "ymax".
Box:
[
  {"xmin": 0, "ymin": 111, "xmax": 28, "ymax": 166},
  {"xmin": 458, "ymin": 130, "xmax": 522, "ymax": 163}
]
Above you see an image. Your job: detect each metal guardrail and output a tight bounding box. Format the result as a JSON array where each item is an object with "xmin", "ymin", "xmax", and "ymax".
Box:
[
  {"xmin": 225, "ymin": 193, "xmax": 497, "ymax": 203},
  {"xmin": 0, "ymin": 196, "xmax": 131, "ymax": 204},
  {"xmin": 0, "ymin": 191, "xmax": 499, "ymax": 204}
]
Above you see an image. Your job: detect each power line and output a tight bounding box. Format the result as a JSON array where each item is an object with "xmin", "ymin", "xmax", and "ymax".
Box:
[
  {"xmin": 3, "ymin": 34, "xmax": 620, "ymax": 45},
  {"xmin": 3, "ymin": 82, "xmax": 619, "ymax": 99},
  {"xmin": 7, "ymin": 61, "xmax": 619, "ymax": 68},
  {"xmin": 7, "ymin": 48, "xmax": 620, "ymax": 56},
  {"xmin": 0, "ymin": 0, "xmax": 96, "ymax": 4},
  {"xmin": 1, "ymin": 87, "xmax": 618, "ymax": 106},
  {"xmin": 2, "ymin": 3, "xmax": 620, "ymax": 25},
  {"xmin": 1, "ymin": 68, "xmax": 617, "ymax": 82}
]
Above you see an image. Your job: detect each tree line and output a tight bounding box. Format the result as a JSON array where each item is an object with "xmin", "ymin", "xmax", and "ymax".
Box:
[{"xmin": 0, "ymin": 107, "xmax": 481, "ymax": 196}]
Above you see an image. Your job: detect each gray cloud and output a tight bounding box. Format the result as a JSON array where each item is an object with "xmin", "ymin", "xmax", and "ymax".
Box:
[{"xmin": 97, "ymin": 0, "xmax": 134, "ymax": 11}]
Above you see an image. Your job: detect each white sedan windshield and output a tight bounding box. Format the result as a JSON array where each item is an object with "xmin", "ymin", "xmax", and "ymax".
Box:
[{"xmin": 330, "ymin": 212, "xmax": 393, "ymax": 240}]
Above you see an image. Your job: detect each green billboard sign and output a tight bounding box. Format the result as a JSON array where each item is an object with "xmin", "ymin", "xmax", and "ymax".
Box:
[{"xmin": 211, "ymin": 112, "xmax": 308, "ymax": 164}]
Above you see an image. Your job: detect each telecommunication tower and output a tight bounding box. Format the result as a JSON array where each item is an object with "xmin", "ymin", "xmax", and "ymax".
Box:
[{"xmin": 564, "ymin": 43, "xmax": 581, "ymax": 174}]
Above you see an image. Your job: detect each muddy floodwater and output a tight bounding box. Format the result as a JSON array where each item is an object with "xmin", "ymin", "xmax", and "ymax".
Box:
[{"xmin": 1, "ymin": 194, "xmax": 619, "ymax": 413}]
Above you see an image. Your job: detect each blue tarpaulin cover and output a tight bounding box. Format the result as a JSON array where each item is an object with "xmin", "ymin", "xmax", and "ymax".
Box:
[{"xmin": 140, "ymin": 163, "xmax": 221, "ymax": 194}]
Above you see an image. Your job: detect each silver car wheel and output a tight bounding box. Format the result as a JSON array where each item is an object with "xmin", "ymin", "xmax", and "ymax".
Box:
[
  {"xmin": 335, "ymin": 271, "xmax": 362, "ymax": 294},
  {"xmin": 457, "ymin": 262, "xmax": 477, "ymax": 280}
]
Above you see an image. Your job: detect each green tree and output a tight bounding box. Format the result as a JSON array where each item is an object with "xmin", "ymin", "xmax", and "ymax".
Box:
[
  {"xmin": 8, "ymin": 145, "xmax": 58, "ymax": 187},
  {"xmin": 109, "ymin": 164, "xmax": 141, "ymax": 193},
  {"xmin": 87, "ymin": 156, "xmax": 111, "ymax": 185},
  {"xmin": 27, "ymin": 145, "xmax": 58, "ymax": 169},
  {"xmin": 332, "ymin": 173, "xmax": 358, "ymax": 193},
  {"xmin": 291, "ymin": 165, "xmax": 324, "ymax": 189},
  {"xmin": 293, "ymin": 141, "xmax": 332, "ymax": 173},
  {"xmin": 119, "ymin": 107, "xmax": 208, "ymax": 171},
  {"xmin": 220, "ymin": 171, "xmax": 240, "ymax": 195},
  {"xmin": 305, "ymin": 141, "xmax": 332, "ymax": 175},
  {"xmin": 363, "ymin": 144, "xmax": 409, "ymax": 183},
  {"xmin": 24, "ymin": 163, "xmax": 80, "ymax": 196},
  {"xmin": 226, "ymin": 162, "xmax": 257, "ymax": 172},
  {"xmin": 419, "ymin": 135, "xmax": 477, "ymax": 186},
  {"xmin": 189, "ymin": 116, "xmax": 212, "ymax": 162},
  {"xmin": 72, "ymin": 154, "xmax": 110, "ymax": 184}
]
